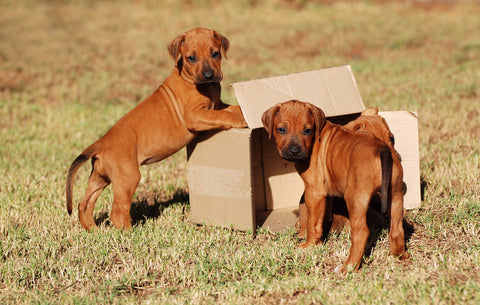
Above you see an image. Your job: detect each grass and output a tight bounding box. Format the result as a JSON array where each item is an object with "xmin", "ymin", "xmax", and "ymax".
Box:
[{"xmin": 1, "ymin": 0, "xmax": 480, "ymax": 303}]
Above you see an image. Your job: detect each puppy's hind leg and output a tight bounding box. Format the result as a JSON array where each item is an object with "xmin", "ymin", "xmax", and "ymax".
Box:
[
  {"xmin": 388, "ymin": 191, "xmax": 410, "ymax": 260},
  {"xmin": 337, "ymin": 191, "xmax": 370, "ymax": 273},
  {"xmin": 78, "ymin": 163, "xmax": 110, "ymax": 231},
  {"xmin": 109, "ymin": 162, "xmax": 141, "ymax": 230}
]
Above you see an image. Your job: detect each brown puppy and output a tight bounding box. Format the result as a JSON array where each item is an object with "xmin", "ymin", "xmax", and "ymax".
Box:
[
  {"xmin": 344, "ymin": 106, "xmax": 399, "ymax": 159},
  {"xmin": 262, "ymin": 100, "xmax": 409, "ymax": 274},
  {"xmin": 297, "ymin": 106, "xmax": 402, "ymax": 236},
  {"xmin": 66, "ymin": 28, "xmax": 247, "ymax": 231}
]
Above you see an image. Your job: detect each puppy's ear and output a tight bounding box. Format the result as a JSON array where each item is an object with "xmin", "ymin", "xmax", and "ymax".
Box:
[
  {"xmin": 308, "ymin": 104, "xmax": 326, "ymax": 140},
  {"xmin": 262, "ymin": 105, "xmax": 280, "ymax": 139},
  {"xmin": 351, "ymin": 123, "xmax": 366, "ymax": 132},
  {"xmin": 361, "ymin": 106, "xmax": 379, "ymax": 116},
  {"xmin": 213, "ymin": 31, "xmax": 229, "ymax": 59},
  {"xmin": 168, "ymin": 34, "xmax": 186, "ymax": 62}
]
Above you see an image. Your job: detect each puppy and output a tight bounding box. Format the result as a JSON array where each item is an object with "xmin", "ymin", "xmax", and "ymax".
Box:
[
  {"xmin": 262, "ymin": 100, "xmax": 410, "ymax": 273},
  {"xmin": 344, "ymin": 106, "xmax": 400, "ymax": 160},
  {"xmin": 297, "ymin": 106, "xmax": 404, "ymax": 236},
  {"xmin": 66, "ymin": 28, "xmax": 247, "ymax": 231}
]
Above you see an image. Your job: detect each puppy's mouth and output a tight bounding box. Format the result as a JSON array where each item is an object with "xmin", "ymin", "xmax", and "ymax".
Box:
[
  {"xmin": 280, "ymin": 144, "xmax": 308, "ymax": 161},
  {"xmin": 194, "ymin": 77, "xmax": 222, "ymax": 84},
  {"xmin": 194, "ymin": 69, "xmax": 222, "ymax": 84}
]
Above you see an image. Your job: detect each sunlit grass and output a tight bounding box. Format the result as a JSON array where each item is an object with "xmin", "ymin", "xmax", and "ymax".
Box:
[{"xmin": 1, "ymin": 0, "xmax": 480, "ymax": 304}]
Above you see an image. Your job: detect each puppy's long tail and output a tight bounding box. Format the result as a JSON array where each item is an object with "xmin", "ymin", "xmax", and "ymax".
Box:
[
  {"xmin": 379, "ymin": 147, "xmax": 393, "ymax": 217},
  {"xmin": 66, "ymin": 144, "xmax": 98, "ymax": 215}
]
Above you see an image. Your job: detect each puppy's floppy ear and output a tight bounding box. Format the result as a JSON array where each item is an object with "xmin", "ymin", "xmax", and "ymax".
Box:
[
  {"xmin": 262, "ymin": 104, "xmax": 281, "ymax": 139},
  {"xmin": 361, "ymin": 106, "xmax": 379, "ymax": 116},
  {"xmin": 308, "ymin": 104, "xmax": 326, "ymax": 140},
  {"xmin": 168, "ymin": 33, "xmax": 186, "ymax": 62},
  {"xmin": 213, "ymin": 30, "xmax": 229, "ymax": 59},
  {"xmin": 351, "ymin": 122, "xmax": 366, "ymax": 132}
]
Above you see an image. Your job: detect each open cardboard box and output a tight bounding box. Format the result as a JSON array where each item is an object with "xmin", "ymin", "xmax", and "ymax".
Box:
[{"xmin": 187, "ymin": 65, "xmax": 420, "ymax": 233}]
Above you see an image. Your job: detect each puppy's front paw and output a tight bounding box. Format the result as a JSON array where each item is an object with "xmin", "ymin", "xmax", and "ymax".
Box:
[
  {"xmin": 227, "ymin": 106, "xmax": 247, "ymax": 128},
  {"xmin": 298, "ymin": 241, "xmax": 314, "ymax": 249},
  {"xmin": 296, "ymin": 226, "xmax": 307, "ymax": 239},
  {"xmin": 334, "ymin": 263, "xmax": 357, "ymax": 275},
  {"xmin": 232, "ymin": 116, "xmax": 248, "ymax": 128},
  {"xmin": 398, "ymin": 251, "xmax": 411, "ymax": 261}
]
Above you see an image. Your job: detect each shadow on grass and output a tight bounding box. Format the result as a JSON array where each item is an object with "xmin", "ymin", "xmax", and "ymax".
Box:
[{"xmin": 93, "ymin": 189, "xmax": 190, "ymax": 228}]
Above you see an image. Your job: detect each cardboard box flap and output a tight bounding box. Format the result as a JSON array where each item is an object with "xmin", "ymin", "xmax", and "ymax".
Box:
[{"xmin": 232, "ymin": 65, "xmax": 365, "ymax": 129}]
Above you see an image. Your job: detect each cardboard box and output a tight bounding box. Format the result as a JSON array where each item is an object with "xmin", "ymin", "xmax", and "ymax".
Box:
[{"xmin": 187, "ymin": 65, "xmax": 420, "ymax": 232}]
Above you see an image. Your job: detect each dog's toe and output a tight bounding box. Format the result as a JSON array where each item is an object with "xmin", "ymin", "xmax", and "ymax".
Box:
[
  {"xmin": 298, "ymin": 241, "xmax": 312, "ymax": 249},
  {"xmin": 399, "ymin": 251, "xmax": 411, "ymax": 261}
]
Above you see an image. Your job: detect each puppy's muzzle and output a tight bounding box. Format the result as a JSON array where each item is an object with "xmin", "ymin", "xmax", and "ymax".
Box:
[
  {"xmin": 195, "ymin": 62, "xmax": 222, "ymax": 84},
  {"xmin": 195, "ymin": 68, "xmax": 222, "ymax": 83},
  {"xmin": 280, "ymin": 142, "xmax": 308, "ymax": 161},
  {"xmin": 203, "ymin": 69, "xmax": 215, "ymax": 81}
]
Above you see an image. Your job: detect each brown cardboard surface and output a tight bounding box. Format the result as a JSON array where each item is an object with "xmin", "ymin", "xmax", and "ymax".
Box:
[
  {"xmin": 256, "ymin": 206, "xmax": 300, "ymax": 232},
  {"xmin": 187, "ymin": 129, "xmax": 257, "ymax": 231},
  {"xmin": 261, "ymin": 130, "xmax": 304, "ymax": 210},
  {"xmin": 232, "ymin": 65, "xmax": 365, "ymax": 129}
]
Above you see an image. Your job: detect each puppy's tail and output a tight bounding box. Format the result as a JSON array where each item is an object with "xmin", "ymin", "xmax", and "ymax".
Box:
[
  {"xmin": 379, "ymin": 147, "xmax": 393, "ymax": 217},
  {"xmin": 66, "ymin": 144, "xmax": 98, "ymax": 215}
]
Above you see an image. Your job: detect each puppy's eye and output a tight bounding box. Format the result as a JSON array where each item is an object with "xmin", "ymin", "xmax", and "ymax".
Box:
[
  {"xmin": 303, "ymin": 128, "xmax": 312, "ymax": 135},
  {"xmin": 212, "ymin": 51, "xmax": 220, "ymax": 58},
  {"xmin": 187, "ymin": 55, "xmax": 197, "ymax": 63},
  {"xmin": 278, "ymin": 127, "xmax": 287, "ymax": 134},
  {"xmin": 390, "ymin": 135, "xmax": 395, "ymax": 145}
]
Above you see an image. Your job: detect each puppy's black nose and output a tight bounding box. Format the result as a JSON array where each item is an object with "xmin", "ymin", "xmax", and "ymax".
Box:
[
  {"xmin": 281, "ymin": 143, "xmax": 306, "ymax": 162},
  {"xmin": 203, "ymin": 70, "xmax": 214, "ymax": 80},
  {"xmin": 289, "ymin": 145, "xmax": 301, "ymax": 155}
]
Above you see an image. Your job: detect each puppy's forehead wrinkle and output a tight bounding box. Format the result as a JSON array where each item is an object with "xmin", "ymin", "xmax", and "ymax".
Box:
[
  {"xmin": 183, "ymin": 34, "xmax": 219, "ymax": 52},
  {"xmin": 277, "ymin": 111, "xmax": 310, "ymax": 128},
  {"xmin": 276, "ymin": 119, "xmax": 311, "ymax": 133},
  {"xmin": 275, "ymin": 120, "xmax": 289, "ymax": 130}
]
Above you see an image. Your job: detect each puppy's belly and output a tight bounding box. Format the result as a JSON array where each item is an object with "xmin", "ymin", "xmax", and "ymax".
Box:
[
  {"xmin": 139, "ymin": 135, "xmax": 195, "ymax": 166},
  {"xmin": 140, "ymin": 154, "xmax": 163, "ymax": 165}
]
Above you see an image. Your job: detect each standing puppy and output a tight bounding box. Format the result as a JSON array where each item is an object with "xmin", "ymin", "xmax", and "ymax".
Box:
[
  {"xmin": 344, "ymin": 106, "xmax": 399, "ymax": 159},
  {"xmin": 66, "ymin": 28, "xmax": 247, "ymax": 231},
  {"xmin": 262, "ymin": 100, "xmax": 409, "ymax": 273},
  {"xmin": 297, "ymin": 106, "xmax": 404, "ymax": 236}
]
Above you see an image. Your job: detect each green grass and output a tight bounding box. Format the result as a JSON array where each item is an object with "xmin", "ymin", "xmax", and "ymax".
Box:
[{"xmin": 1, "ymin": 0, "xmax": 480, "ymax": 304}]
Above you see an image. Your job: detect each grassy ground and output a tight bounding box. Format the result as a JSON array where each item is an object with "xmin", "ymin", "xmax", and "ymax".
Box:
[{"xmin": 1, "ymin": 0, "xmax": 480, "ymax": 304}]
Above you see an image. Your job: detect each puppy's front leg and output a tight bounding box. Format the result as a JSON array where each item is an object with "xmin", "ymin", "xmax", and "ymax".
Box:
[
  {"xmin": 299, "ymin": 190, "xmax": 327, "ymax": 248},
  {"xmin": 215, "ymin": 103, "xmax": 246, "ymax": 124},
  {"xmin": 186, "ymin": 104, "xmax": 247, "ymax": 131},
  {"xmin": 216, "ymin": 101, "xmax": 242, "ymax": 113}
]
